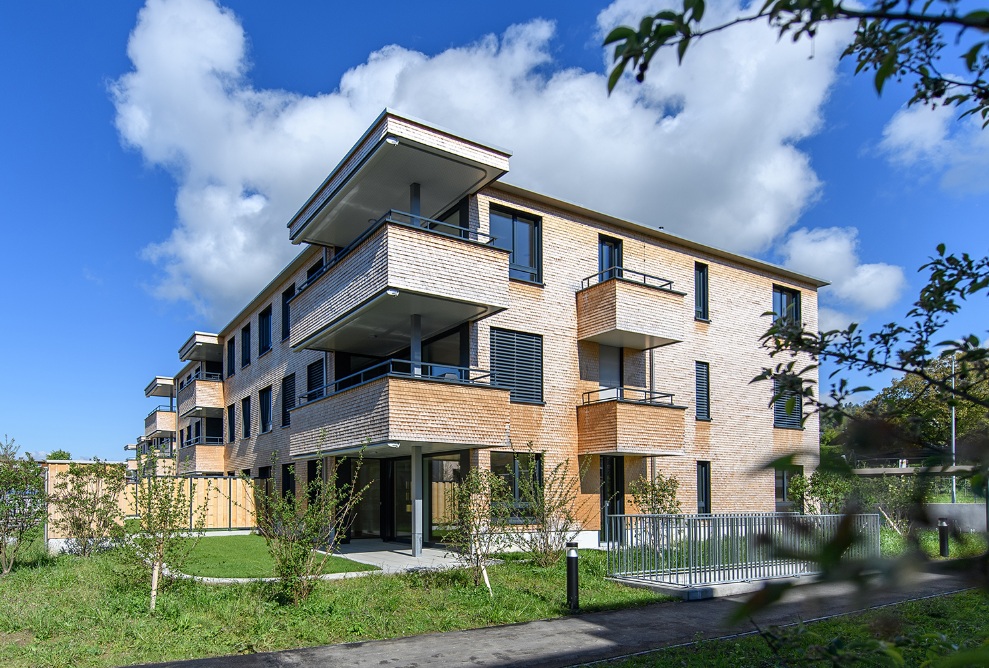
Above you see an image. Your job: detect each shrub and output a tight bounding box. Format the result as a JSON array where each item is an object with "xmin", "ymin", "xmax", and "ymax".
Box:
[
  {"xmin": 445, "ymin": 467, "xmax": 511, "ymax": 591},
  {"xmin": 49, "ymin": 460, "xmax": 127, "ymax": 556},
  {"xmin": 629, "ymin": 472, "xmax": 681, "ymax": 515}
]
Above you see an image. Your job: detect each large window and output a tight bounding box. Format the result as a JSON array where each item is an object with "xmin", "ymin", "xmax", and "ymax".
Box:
[
  {"xmin": 281, "ymin": 374, "xmax": 295, "ymax": 427},
  {"xmin": 281, "ymin": 285, "xmax": 295, "ymax": 341},
  {"xmin": 241, "ymin": 324, "xmax": 251, "ymax": 367},
  {"xmin": 695, "ymin": 262, "xmax": 709, "ymax": 320},
  {"xmin": 258, "ymin": 306, "xmax": 272, "ymax": 356},
  {"xmin": 773, "ymin": 285, "xmax": 801, "ymax": 326},
  {"xmin": 226, "ymin": 338, "xmax": 236, "ymax": 377},
  {"xmin": 697, "ymin": 461, "xmax": 711, "ymax": 514},
  {"xmin": 773, "ymin": 378, "xmax": 803, "ymax": 429},
  {"xmin": 491, "ymin": 328, "xmax": 543, "ymax": 403},
  {"xmin": 227, "ymin": 404, "xmax": 236, "ymax": 443},
  {"xmin": 241, "ymin": 396, "xmax": 251, "ymax": 438},
  {"xmin": 489, "ymin": 206, "xmax": 541, "ymax": 282},
  {"xmin": 491, "ymin": 451, "xmax": 543, "ymax": 520},
  {"xmin": 306, "ymin": 359, "xmax": 325, "ymax": 401},
  {"xmin": 259, "ymin": 386, "xmax": 272, "ymax": 433},
  {"xmin": 695, "ymin": 361, "xmax": 710, "ymax": 421}
]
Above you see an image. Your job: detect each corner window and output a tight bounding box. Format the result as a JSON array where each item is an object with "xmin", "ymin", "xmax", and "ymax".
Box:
[
  {"xmin": 695, "ymin": 262, "xmax": 709, "ymax": 320},
  {"xmin": 259, "ymin": 386, "xmax": 272, "ymax": 433},
  {"xmin": 491, "ymin": 451, "xmax": 543, "ymax": 520},
  {"xmin": 281, "ymin": 285, "xmax": 295, "ymax": 341},
  {"xmin": 491, "ymin": 328, "xmax": 543, "ymax": 403},
  {"xmin": 773, "ymin": 285, "xmax": 801, "ymax": 326},
  {"xmin": 773, "ymin": 378, "xmax": 803, "ymax": 429},
  {"xmin": 281, "ymin": 374, "xmax": 295, "ymax": 427},
  {"xmin": 258, "ymin": 306, "xmax": 272, "ymax": 356},
  {"xmin": 241, "ymin": 324, "xmax": 251, "ymax": 368},
  {"xmin": 695, "ymin": 361, "xmax": 710, "ymax": 421},
  {"xmin": 241, "ymin": 397, "xmax": 251, "ymax": 438},
  {"xmin": 226, "ymin": 338, "xmax": 236, "ymax": 377},
  {"xmin": 489, "ymin": 206, "xmax": 541, "ymax": 282}
]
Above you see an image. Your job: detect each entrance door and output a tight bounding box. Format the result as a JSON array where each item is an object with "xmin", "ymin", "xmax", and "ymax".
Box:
[
  {"xmin": 600, "ymin": 455, "xmax": 625, "ymax": 543},
  {"xmin": 392, "ymin": 458, "xmax": 412, "ymax": 541}
]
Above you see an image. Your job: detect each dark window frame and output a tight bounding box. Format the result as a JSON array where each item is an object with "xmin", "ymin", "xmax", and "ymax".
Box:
[
  {"xmin": 227, "ymin": 404, "xmax": 236, "ymax": 443},
  {"xmin": 258, "ymin": 306, "xmax": 273, "ymax": 356},
  {"xmin": 772, "ymin": 285, "xmax": 801, "ymax": 326},
  {"xmin": 281, "ymin": 285, "xmax": 295, "ymax": 341},
  {"xmin": 695, "ymin": 262, "xmax": 709, "ymax": 320},
  {"xmin": 775, "ymin": 465, "xmax": 804, "ymax": 512},
  {"xmin": 489, "ymin": 205, "xmax": 542, "ymax": 283},
  {"xmin": 490, "ymin": 451, "xmax": 544, "ymax": 521},
  {"xmin": 697, "ymin": 461, "xmax": 711, "ymax": 514},
  {"xmin": 241, "ymin": 324, "xmax": 251, "ymax": 368},
  {"xmin": 226, "ymin": 338, "xmax": 236, "ymax": 378},
  {"xmin": 259, "ymin": 385, "xmax": 272, "ymax": 433},
  {"xmin": 241, "ymin": 396, "xmax": 251, "ymax": 438},
  {"xmin": 695, "ymin": 361, "xmax": 711, "ymax": 421}
]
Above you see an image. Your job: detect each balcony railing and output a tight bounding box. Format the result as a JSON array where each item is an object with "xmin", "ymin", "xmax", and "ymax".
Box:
[
  {"xmin": 580, "ymin": 266, "xmax": 674, "ymax": 291},
  {"xmin": 300, "ymin": 358, "xmax": 498, "ymax": 404},
  {"xmin": 582, "ymin": 386, "xmax": 676, "ymax": 405},
  {"xmin": 146, "ymin": 405, "xmax": 175, "ymax": 419},
  {"xmin": 178, "ymin": 370, "xmax": 223, "ymax": 390},
  {"xmin": 182, "ymin": 435, "xmax": 225, "ymax": 447},
  {"xmin": 296, "ymin": 210, "xmax": 499, "ymax": 295}
]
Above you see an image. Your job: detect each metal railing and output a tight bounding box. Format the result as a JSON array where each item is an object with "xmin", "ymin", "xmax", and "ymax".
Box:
[
  {"xmin": 179, "ymin": 370, "xmax": 222, "ymax": 389},
  {"xmin": 300, "ymin": 358, "xmax": 498, "ymax": 404},
  {"xmin": 296, "ymin": 209, "xmax": 499, "ymax": 294},
  {"xmin": 606, "ymin": 512, "xmax": 880, "ymax": 588},
  {"xmin": 145, "ymin": 405, "xmax": 176, "ymax": 418},
  {"xmin": 580, "ymin": 266, "xmax": 675, "ymax": 291},
  {"xmin": 183, "ymin": 435, "xmax": 225, "ymax": 447},
  {"xmin": 582, "ymin": 386, "xmax": 676, "ymax": 405}
]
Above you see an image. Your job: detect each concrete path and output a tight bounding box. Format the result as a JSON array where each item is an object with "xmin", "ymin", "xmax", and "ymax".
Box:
[
  {"xmin": 335, "ymin": 540, "xmax": 463, "ymax": 573},
  {"xmin": 139, "ymin": 571, "xmax": 971, "ymax": 668}
]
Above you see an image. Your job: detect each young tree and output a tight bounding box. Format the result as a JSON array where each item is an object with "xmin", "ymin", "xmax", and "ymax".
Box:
[
  {"xmin": 127, "ymin": 452, "xmax": 207, "ymax": 611},
  {"xmin": 0, "ymin": 436, "xmax": 46, "ymax": 575},
  {"xmin": 49, "ymin": 460, "xmax": 127, "ymax": 556},
  {"xmin": 629, "ymin": 471, "xmax": 682, "ymax": 515},
  {"xmin": 445, "ymin": 467, "xmax": 511, "ymax": 593},
  {"xmin": 250, "ymin": 456, "xmax": 367, "ymax": 605},
  {"xmin": 47, "ymin": 449, "xmax": 71, "ymax": 460},
  {"xmin": 604, "ymin": 1, "xmax": 989, "ymax": 123}
]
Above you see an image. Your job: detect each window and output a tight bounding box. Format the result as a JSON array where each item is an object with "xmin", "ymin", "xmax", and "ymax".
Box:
[
  {"xmin": 489, "ymin": 207, "xmax": 541, "ymax": 282},
  {"xmin": 491, "ymin": 451, "xmax": 543, "ymax": 520},
  {"xmin": 491, "ymin": 328, "xmax": 543, "ymax": 403},
  {"xmin": 258, "ymin": 466, "xmax": 271, "ymax": 479},
  {"xmin": 306, "ymin": 258, "xmax": 324, "ymax": 286},
  {"xmin": 697, "ymin": 461, "xmax": 711, "ymax": 514},
  {"xmin": 227, "ymin": 404, "xmax": 236, "ymax": 443},
  {"xmin": 282, "ymin": 463, "xmax": 295, "ymax": 499},
  {"xmin": 599, "ymin": 235, "xmax": 623, "ymax": 281},
  {"xmin": 259, "ymin": 386, "xmax": 272, "ymax": 433},
  {"xmin": 773, "ymin": 378, "xmax": 803, "ymax": 429},
  {"xmin": 281, "ymin": 374, "xmax": 295, "ymax": 427},
  {"xmin": 773, "ymin": 285, "xmax": 801, "ymax": 326},
  {"xmin": 226, "ymin": 338, "xmax": 236, "ymax": 377},
  {"xmin": 306, "ymin": 359, "xmax": 325, "ymax": 401},
  {"xmin": 241, "ymin": 396, "xmax": 251, "ymax": 438},
  {"xmin": 776, "ymin": 466, "xmax": 803, "ymax": 512},
  {"xmin": 695, "ymin": 361, "xmax": 710, "ymax": 420},
  {"xmin": 281, "ymin": 285, "xmax": 295, "ymax": 340},
  {"xmin": 695, "ymin": 262, "xmax": 709, "ymax": 320},
  {"xmin": 258, "ymin": 306, "xmax": 272, "ymax": 355},
  {"xmin": 241, "ymin": 324, "xmax": 251, "ymax": 367}
]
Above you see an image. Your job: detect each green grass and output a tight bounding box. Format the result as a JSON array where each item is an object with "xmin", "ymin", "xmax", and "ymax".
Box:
[
  {"xmin": 180, "ymin": 534, "xmax": 377, "ymax": 578},
  {"xmin": 0, "ymin": 539, "xmax": 669, "ymax": 668},
  {"xmin": 611, "ymin": 590, "xmax": 989, "ymax": 667},
  {"xmin": 880, "ymin": 527, "xmax": 988, "ymax": 559}
]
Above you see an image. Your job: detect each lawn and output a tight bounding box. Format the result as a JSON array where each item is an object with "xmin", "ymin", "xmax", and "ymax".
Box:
[
  {"xmin": 0, "ymin": 537, "xmax": 669, "ymax": 668},
  {"xmin": 180, "ymin": 534, "xmax": 378, "ymax": 578},
  {"xmin": 880, "ymin": 527, "xmax": 988, "ymax": 559},
  {"xmin": 611, "ymin": 589, "xmax": 989, "ymax": 666}
]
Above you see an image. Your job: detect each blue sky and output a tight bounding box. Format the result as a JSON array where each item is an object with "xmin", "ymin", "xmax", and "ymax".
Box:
[{"xmin": 1, "ymin": 0, "xmax": 986, "ymax": 460}]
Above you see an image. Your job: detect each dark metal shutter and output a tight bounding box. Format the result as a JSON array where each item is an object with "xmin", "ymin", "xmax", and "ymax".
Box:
[
  {"xmin": 281, "ymin": 374, "xmax": 295, "ymax": 426},
  {"xmin": 695, "ymin": 361, "xmax": 710, "ymax": 420},
  {"xmin": 307, "ymin": 359, "xmax": 324, "ymax": 400},
  {"xmin": 491, "ymin": 328, "xmax": 543, "ymax": 403},
  {"xmin": 773, "ymin": 379, "xmax": 802, "ymax": 429}
]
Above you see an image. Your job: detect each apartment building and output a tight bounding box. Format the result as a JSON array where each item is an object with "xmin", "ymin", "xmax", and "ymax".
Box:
[{"xmin": 135, "ymin": 109, "xmax": 824, "ymax": 552}]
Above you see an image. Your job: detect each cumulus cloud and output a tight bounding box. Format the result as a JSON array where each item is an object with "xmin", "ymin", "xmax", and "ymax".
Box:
[
  {"xmin": 880, "ymin": 102, "xmax": 989, "ymax": 194},
  {"xmin": 780, "ymin": 227, "xmax": 906, "ymax": 327},
  {"xmin": 113, "ymin": 0, "xmax": 855, "ymax": 323}
]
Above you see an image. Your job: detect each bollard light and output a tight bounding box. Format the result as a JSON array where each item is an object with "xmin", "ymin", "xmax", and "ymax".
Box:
[
  {"xmin": 938, "ymin": 517, "xmax": 950, "ymax": 558},
  {"xmin": 566, "ymin": 541, "xmax": 579, "ymax": 612}
]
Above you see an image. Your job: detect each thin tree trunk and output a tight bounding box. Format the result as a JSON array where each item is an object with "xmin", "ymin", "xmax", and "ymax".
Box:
[{"xmin": 150, "ymin": 559, "xmax": 160, "ymax": 611}]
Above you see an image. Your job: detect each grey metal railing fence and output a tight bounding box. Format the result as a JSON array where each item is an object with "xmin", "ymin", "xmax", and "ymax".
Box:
[{"xmin": 606, "ymin": 512, "xmax": 880, "ymax": 587}]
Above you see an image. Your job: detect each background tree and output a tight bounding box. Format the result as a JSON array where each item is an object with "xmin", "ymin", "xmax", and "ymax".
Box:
[
  {"xmin": 628, "ymin": 471, "xmax": 682, "ymax": 515},
  {"xmin": 49, "ymin": 460, "xmax": 127, "ymax": 556},
  {"xmin": 47, "ymin": 449, "xmax": 71, "ymax": 460},
  {"xmin": 605, "ymin": 0, "xmax": 989, "ymax": 123},
  {"xmin": 0, "ymin": 436, "xmax": 46, "ymax": 575}
]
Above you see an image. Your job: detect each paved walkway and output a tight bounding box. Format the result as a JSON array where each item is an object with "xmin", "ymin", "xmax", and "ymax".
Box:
[
  {"xmin": 335, "ymin": 540, "xmax": 462, "ymax": 573},
  {"xmin": 141, "ymin": 571, "xmax": 971, "ymax": 668}
]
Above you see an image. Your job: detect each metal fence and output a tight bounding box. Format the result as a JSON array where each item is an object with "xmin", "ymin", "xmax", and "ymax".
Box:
[{"xmin": 606, "ymin": 512, "xmax": 880, "ymax": 587}]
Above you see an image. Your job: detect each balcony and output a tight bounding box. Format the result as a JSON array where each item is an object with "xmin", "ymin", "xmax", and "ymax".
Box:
[
  {"xmin": 576, "ymin": 268, "xmax": 686, "ymax": 350},
  {"xmin": 289, "ymin": 212, "xmax": 509, "ymax": 356},
  {"xmin": 144, "ymin": 376, "xmax": 174, "ymax": 398},
  {"xmin": 179, "ymin": 332, "xmax": 223, "ymax": 363},
  {"xmin": 177, "ymin": 442, "xmax": 226, "ymax": 475},
  {"xmin": 577, "ymin": 386, "xmax": 687, "ymax": 456},
  {"xmin": 288, "ymin": 110, "xmax": 510, "ymax": 249},
  {"xmin": 144, "ymin": 406, "xmax": 177, "ymax": 439},
  {"xmin": 177, "ymin": 372, "xmax": 224, "ymax": 419},
  {"xmin": 288, "ymin": 359, "xmax": 511, "ymax": 457}
]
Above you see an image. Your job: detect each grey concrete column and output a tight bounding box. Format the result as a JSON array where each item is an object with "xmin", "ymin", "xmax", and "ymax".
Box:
[
  {"xmin": 411, "ymin": 314, "xmax": 422, "ymax": 377},
  {"xmin": 411, "ymin": 445, "xmax": 423, "ymax": 557},
  {"xmin": 410, "ymin": 182, "xmax": 421, "ymax": 226}
]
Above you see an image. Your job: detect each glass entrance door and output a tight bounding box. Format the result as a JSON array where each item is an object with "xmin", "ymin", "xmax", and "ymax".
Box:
[
  {"xmin": 392, "ymin": 458, "xmax": 412, "ymax": 541},
  {"xmin": 425, "ymin": 453, "xmax": 463, "ymax": 544}
]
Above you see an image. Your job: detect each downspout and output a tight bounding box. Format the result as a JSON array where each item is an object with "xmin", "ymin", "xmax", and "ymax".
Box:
[{"xmin": 649, "ymin": 347, "xmax": 656, "ymax": 482}]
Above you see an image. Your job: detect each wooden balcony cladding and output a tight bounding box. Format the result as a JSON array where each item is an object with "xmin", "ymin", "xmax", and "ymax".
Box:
[
  {"xmin": 289, "ymin": 376, "xmax": 511, "ymax": 457},
  {"xmin": 576, "ymin": 277, "xmax": 686, "ymax": 350},
  {"xmin": 289, "ymin": 222, "xmax": 509, "ymax": 352},
  {"xmin": 177, "ymin": 379, "xmax": 225, "ymax": 418},
  {"xmin": 577, "ymin": 400, "xmax": 686, "ymax": 456},
  {"xmin": 144, "ymin": 408, "xmax": 176, "ymax": 438},
  {"xmin": 177, "ymin": 445, "xmax": 226, "ymax": 475}
]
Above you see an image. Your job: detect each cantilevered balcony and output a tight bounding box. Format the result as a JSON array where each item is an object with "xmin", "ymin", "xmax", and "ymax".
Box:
[
  {"xmin": 576, "ymin": 268, "xmax": 686, "ymax": 350},
  {"xmin": 177, "ymin": 370, "xmax": 224, "ymax": 419},
  {"xmin": 288, "ymin": 359, "xmax": 511, "ymax": 458},
  {"xmin": 144, "ymin": 406, "xmax": 177, "ymax": 439},
  {"xmin": 176, "ymin": 443, "xmax": 225, "ymax": 475},
  {"xmin": 179, "ymin": 332, "xmax": 223, "ymax": 363},
  {"xmin": 577, "ymin": 386, "xmax": 687, "ymax": 456},
  {"xmin": 144, "ymin": 376, "xmax": 174, "ymax": 399},
  {"xmin": 289, "ymin": 212, "xmax": 509, "ymax": 357}
]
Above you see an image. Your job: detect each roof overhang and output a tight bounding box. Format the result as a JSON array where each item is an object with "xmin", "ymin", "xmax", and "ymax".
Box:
[
  {"xmin": 179, "ymin": 332, "xmax": 222, "ymax": 363},
  {"xmin": 144, "ymin": 376, "xmax": 175, "ymax": 398}
]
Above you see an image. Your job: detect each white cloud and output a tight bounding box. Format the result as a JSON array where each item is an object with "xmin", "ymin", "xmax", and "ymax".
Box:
[
  {"xmin": 113, "ymin": 0, "xmax": 854, "ymax": 323},
  {"xmin": 880, "ymin": 103, "xmax": 989, "ymax": 194},
  {"xmin": 780, "ymin": 227, "xmax": 906, "ymax": 325}
]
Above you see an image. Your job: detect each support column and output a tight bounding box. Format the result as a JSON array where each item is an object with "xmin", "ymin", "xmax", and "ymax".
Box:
[
  {"xmin": 412, "ymin": 445, "xmax": 423, "ymax": 557},
  {"xmin": 411, "ymin": 314, "xmax": 422, "ymax": 377},
  {"xmin": 410, "ymin": 182, "xmax": 421, "ymax": 226}
]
